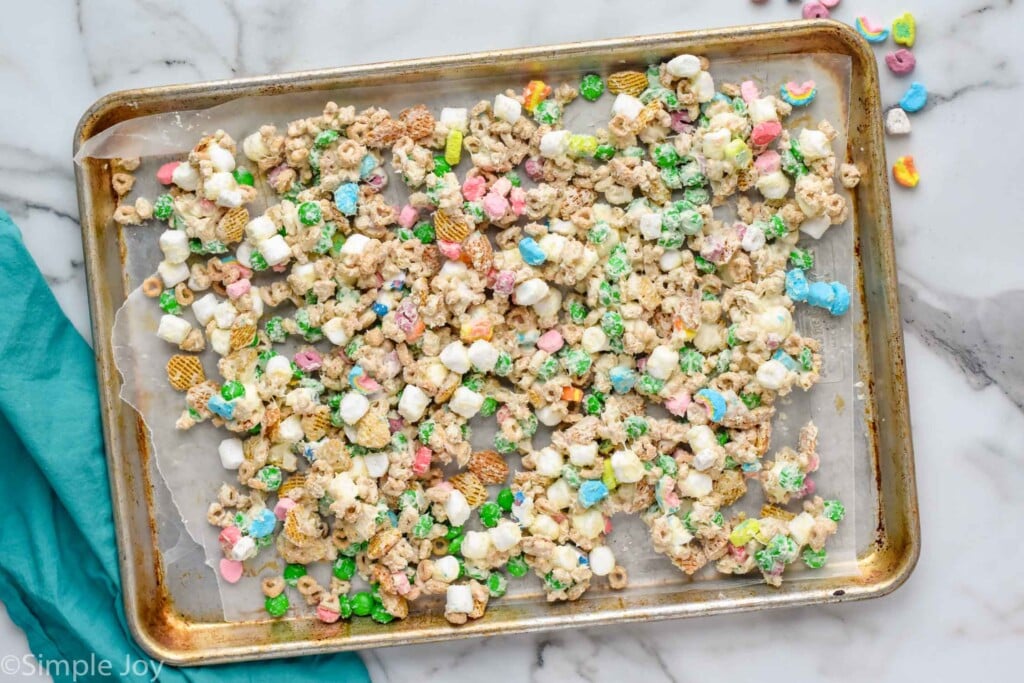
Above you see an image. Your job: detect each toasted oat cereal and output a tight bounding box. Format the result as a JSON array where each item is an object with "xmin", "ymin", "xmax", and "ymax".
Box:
[{"xmin": 135, "ymin": 51, "xmax": 853, "ymax": 625}]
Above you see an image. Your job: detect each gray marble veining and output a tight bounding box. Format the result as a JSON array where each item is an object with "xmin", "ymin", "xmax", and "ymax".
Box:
[{"xmin": 0, "ymin": 0, "xmax": 1020, "ymax": 680}]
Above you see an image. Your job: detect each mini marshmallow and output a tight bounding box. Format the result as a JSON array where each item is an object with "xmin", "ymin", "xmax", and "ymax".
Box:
[
  {"xmin": 209, "ymin": 328, "xmax": 231, "ymax": 356},
  {"xmin": 679, "ymin": 471, "xmax": 713, "ymax": 498},
  {"xmin": 277, "ymin": 414, "xmax": 304, "ymax": 443},
  {"xmin": 448, "ymin": 386, "xmax": 484, "ymax": 418},
  {"xmin": 756, "ymin": 171, "xmax": 791, "ymax": 200},
  {"xmin": 159, "ymin": 230, "xmax": 190, "ymax": 264},
  {"xmin": 536, "ymin": 403, "xmax": 566, "ymax": 427},
  {"xmin": 158, "ymin": 260, "xmax": 190, "ymax": 287},
  {"xmin": 530, "ymin": 514, "xmax": 561, "ymax": 540},
  {"xmin": 692, "ymin": 448, "xmax": 719, "ymax": 471},
  {"xmin": 538, "ymin": 233, "xmax": 568, "ymax": 262},
  {"xmin": 702, "ymin": 128, "xmax": 731, "ymax": 160},
  {"xmin": 493, "ymin": 94, "xmax": 522, "ymax": 123},
  {"xmin": 667, "ymin": 54, "xmax": 701, "ymax": 78},
  {"xmin": 259, "ymin": 234, "xmax": 292, "ymax": 266},
  {"xmin": 552, "ymin": 544, "xmax": 581, "ymax": 571},
  {"xmin": 365, "ymin": 451, "xmax": 391, "ymax": 478},
  {"xmin": 339, "ymin": 233, "xmax": 370, "ymax": 257},
  {"xmin": 514, "ymin": 278, "xmax": 549, "ymax": 306},
  {"xmin": 789, "ymin": 512, "xmax": 816, "ymax": 546},
  {"xmin": 611, "ymin": 93, "xmax": 644, "ymax": 121},
  {"xmin": 581, "ymin": 326, "xmax": 609, "ymax": 353},
  {"xmin": 589, "ymin": 546, "xmax": 616, "ymax": 576},
  {"xmin": 339, "ymin": 393, "xmax": 370, "ymax": 425},
  {"xmin": 212, "ymin": 301, "xmax": 238, "ymax": 329},
  {"xmin": 440, "ymin": 107, "xmax": 469, "ymax": 133},
  {"xmin": 218, "ymin": 438, "xmax": 245, "ymax": 469},
  {"xmin": 156, "ymin": 315, "xmax": 192, "ymax": 345},
  {"xmin": 646, "ymin": 345, "xmax": 678, "ymax": 380},
  {"xmin": 694, "ymin": 71, "xmax": 716, "ymax": 103},
  {"xmin": 246, "ymin": 216, "xmax": 277, "ymax": 243},
  {"xmin": 265, "ymin": 355, "xmax": 293, "ymax": 382},
  {"xmin": 191, "ymin": 293, "xmax": 219, "ymax": 326},
  {"xmin": 534, "ymin": 447, "xmax": 564, "ymax": 478},
  {"xmin": 461, "ymin": 531, "xmax": 493, "ymax": 560},
  {"xmin": 489, "ymin": 520, "xmax": 522, "ymax": 551},
  {"xmin": 445, "ymin": 585, "xmax": 474, "ymax": 613},
  {"xmin": 569, "ymin": 443, "xmax": 598, "ymax": 467},
  {"xmin": 208, "ymin": 143, "xmax": 236, "ymax": 172},
  {"xmin": 659, "ymin": 249, "xmax": 684, "ymax": 271},
  {"xmin": 322, "ymin": 317, "xmax": 351, "ymax": 346},
  {"xmin": 467, "ymin": 340, "xmax": 499, "ymax": 372},
  {"xmin": 445, "ymin": 489, "xmax": 471, "ymax": 526},
  {"xmin": 439, "ymin": 341, "xmax": 471, "ymax": 374},
  {"xmin": 539, "ymin": 130, "xmax": 571, "ymax": 158},
  {"xmin": 171, "ymin": 163, "xmax": 199, "ymax": 191},
  {"xmin": 756, "ymin": 359, "xmax": 790, "ymax": 390},
  {"xmin": 798, "ymin": 129, "xmax": 831, "ymax": 161},
  {"xmin": 328, "ymin": 472, "xmax": 358, "ymax": 504},
  {"xmin": 434, "ymin": 556, "xmax": 461, "ymax": 582},
  {"xmin": 639, "ymin": 212, "xmax": 663, "ymax": 240},
  {"xmin": 611, "ymin": 449, "xmax": 644, "ymax": 483},
  {"xmin": 533, "ymin": 288, "xmax": 562, "ymax": 318},
  {"xmin": 546, "ymin": 479, "xmax": 574, "ymax": 510},
  {"xmin": 748, "ymin": 97, "xmax": 780, "ymax": 124},
  {"xmin": 205, "ymin": 172, "xmax": 243, "ymax": 207},
  {"xmin": 741, "ymin": 225, "xmax": 767, "ymax": 252},
  {"xmin": 572, "ymin": 509, "xmax": 605, "ymax": 539},
  {"xmin": 242, "ymin": 132, "xmax": 268, "ymax": 162},
  {"xmin": 229, "ymin": 536, "xmax": 257, "ymax": 562},
  {"xmin": 799, "ymin": 214, "xmax": 831, "ymax": 240}
]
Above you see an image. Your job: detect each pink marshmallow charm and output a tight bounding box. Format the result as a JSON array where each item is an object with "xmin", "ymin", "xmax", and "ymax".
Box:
[
  {"xmin": 274, "ymin": 498, "xmax": 297, "ymax": 520},
  {"xmin": 751, "ymin": 121, "xmax": 782, "ymax": 146},
  {"xmin": 412, "ymin": 446, "xmax": 433, "ymax": 475},
  {"xmin": 802, "ymin": 2, "xmax": 829, "ymax": 20},
  {"xmin": 294, "ymin": 349, "xmax": 323, "ymax": 372},
  {"xmin": 462, "ymin": 175, "xmax": 487, "ymax": 201},
  {"xmin": 156, "ymin": 161, "xmax": 180, "ymax": 185},
  {"xmin": 754, "ymin": 150, "xmax": 782, "ymax": 174},
  {"xmin": 225, "ymin": 278, "xmax": 251, "ymax": 299},
  {"xmin": 316, "ymin": 604, "xmax": 341, "ymax": 623},
  {"xmin": 393, "ymin": 572, "xmax": 412, "ymax": 595},
  {"xmin": 536, "ymin": 329, "xmax": 564, "ymax": 353},
  {"xmin": 670, "ymin": 111, "xmax": 694, "ymax": 133},
  {"xmin": 509, "ymin": 187, "xmax": 527, "ymax": 216},
  {"xmin": 437, "ymin": 239, "xmax": 462, "ymax": 260},
  {"xmin": 492, "ymin": 270, "xmax": 516, "ymax": 296},
  {"xmin": 398, "ymin": 205, "xmax": 419, "ymax": 229},
  {"xmin": 740, "ymin": 80, "xmax": 760, "ymax": 104},
  {"xmin": 218, "ymin": 526, "xmax": 242, "ymax": 554},
  {"xmin": 666, "ymin": 393, "xmax": 692, "ymax": 417},
  {"xmin": 483, "ymin": 192, "xmax": 509, "ymax": 220},
  {"xmin": 524, "ymin": 157, "xmax": 544, "ymax": 181},
  {"xmin": 491, "ymin": 177, "xmax": 512, "ymax": 197},
  {"xmin": 219, "ymin": 558, "xmax": 244, "ymax": 584}
]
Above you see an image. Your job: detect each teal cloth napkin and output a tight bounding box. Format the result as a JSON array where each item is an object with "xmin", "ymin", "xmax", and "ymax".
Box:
[{"xmin": 0, "ymin": 209, "xmax": 370, "ymax": 682}]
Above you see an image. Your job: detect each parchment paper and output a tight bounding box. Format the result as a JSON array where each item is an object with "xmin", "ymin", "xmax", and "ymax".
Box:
[{"xmin": 89, "ymin": 53, "xmax": 858, "ymax": 621}]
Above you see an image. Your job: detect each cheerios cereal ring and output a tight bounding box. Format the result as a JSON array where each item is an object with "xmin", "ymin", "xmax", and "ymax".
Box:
[{"xmin": 142, "ymin": 275, "xmax": 162, "ymax": 297}]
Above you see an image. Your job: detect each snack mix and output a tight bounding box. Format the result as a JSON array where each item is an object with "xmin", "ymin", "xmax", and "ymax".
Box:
[{"xmin": 119, "ymin": 52, "xmax": 856, "ymax": 625}]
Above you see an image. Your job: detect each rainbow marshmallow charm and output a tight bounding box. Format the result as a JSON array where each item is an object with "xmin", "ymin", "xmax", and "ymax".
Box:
[
  {"xmin": 855, "ymin": 16, "xmax": 890, "ymax": 43},
  {"xmin": 522, "ymin": 80, "xmax": 551, "ymax": 112},
  {"xmin": 779, "ymin": 80, "xmax": 817, "ymax": 107},
  {"xmin": 348, "ymin": 366, "xmax": 382, "ymax": 395}
]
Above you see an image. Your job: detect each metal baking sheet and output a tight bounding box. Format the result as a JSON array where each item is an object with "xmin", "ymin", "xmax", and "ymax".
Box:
[{"xmin": 73, "ymin": 19, "xmax": 918, "ymax": 665}]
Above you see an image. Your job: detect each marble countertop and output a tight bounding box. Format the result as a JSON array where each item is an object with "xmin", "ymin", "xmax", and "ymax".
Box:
[{"xmin": 2, "ymin": 0, "xmax": 1021, "ymax": 680}]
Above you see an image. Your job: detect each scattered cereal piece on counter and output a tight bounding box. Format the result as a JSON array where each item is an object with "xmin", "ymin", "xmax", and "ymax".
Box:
[
  {"xmin": 892, "ymin": 12, "xmax": 916, "ymax": 47},
  {"xmin": 893, "ymin": 155, "xmax": 920, "ymax": 187},
  {"xmin": 899, "ymin": 82, "xmax": 928, "ymax": 113},
  {"xmin": 885, "ymin": 107, "xmax": 912, "ymax": 135},
  {"xmin": 854, "ymin": 16, "xmax": 890, "ymax": 43},
  {"xmin": 802, "ymin": 2, "xmax": 829, "ymax": 19},
  {"xmin": 885, "ymin": 48, "xmax": 916, "ymax": 76}
]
